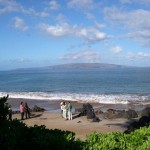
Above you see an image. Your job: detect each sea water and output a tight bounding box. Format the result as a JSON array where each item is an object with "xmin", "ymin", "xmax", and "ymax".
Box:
[{"xmin": 0, "ymin": 67, "xmax": 150, "ymax": 105}]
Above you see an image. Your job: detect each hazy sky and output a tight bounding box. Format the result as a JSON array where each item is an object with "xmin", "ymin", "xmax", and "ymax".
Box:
[{"xmin": 0, "ymin": 0, "xmax": 150, "ymax": 70}]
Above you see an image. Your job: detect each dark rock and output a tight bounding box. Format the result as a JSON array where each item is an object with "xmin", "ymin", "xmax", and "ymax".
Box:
[
  {"xmin": 77, "ymin": 121, "xmax": 81, "ymax": 123},
  {"xmin": 83, "ymin": 103, "xmax": 95, "ymax": 119},
  {"xmin": 124, "ymin": 121, "xmax": 140, "ymax": 134},
  {"xmin": 95, "ymin": 109, "xmax": 103, "ymax": 115},
  {"xmin": 124, "ymin": 115, "xmax": 150, "ymax": 134},
  {"xmin": 32, "ymin": 105, "xmax": 45, "ymax": 112},
  {"xmin": 103, "ymin": 112, "xmax": 116, "ymax": 119},
  {"xmin": 141, "ymin": 107, "xmax": 150, "ymax": 117},
  {"xmin": 115, "ymin": 110, "xmax": 126, "ymax": 118},
  {"xmin": 139, "ymin": 116, "xmax": 150, "ymax": 126},
  {"xmin": 104, "ymin": 109, "xmax": 138, "ymax": 119},
  {"xmin": 92, "ymin": 117, "xmax": 100, "ymax": 122},
  {"xmin": 76, "ymin": 103, "xmax": 100, "ymax": 122},
  {"xmin": 107, "ymin": 109, "xmax": 116, "ymax": 114},
  {"xmin": 125, "ymin": 109, "xmax": 138, "ymax": 119}
]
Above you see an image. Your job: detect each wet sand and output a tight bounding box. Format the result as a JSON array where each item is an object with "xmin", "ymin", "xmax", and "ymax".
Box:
[{"xmin": 7, "ymin": 97, "xmax": 147, "ymax": 112}]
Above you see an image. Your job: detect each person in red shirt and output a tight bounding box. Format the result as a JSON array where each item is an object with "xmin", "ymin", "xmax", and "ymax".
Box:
[{"xmin": 20, "ymin": 102, "xmax": 24, "ymax": 120}]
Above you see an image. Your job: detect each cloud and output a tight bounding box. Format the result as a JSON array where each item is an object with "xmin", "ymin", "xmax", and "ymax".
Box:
[
  {"xmin": 21, "ymin": 8, "xmax": 49, "ymax": 17},
  {"xmin": 59, "ymin": 49, "xmax": 101, "ymax": 63},
  {"xmin": 137, "ymin": 52, "xmax": 150, "ymax": 58},
  {"xmin": 104, "ymin": 7, "xmax": 150, "ymax": 46},
  {"xmin": 37, "ymin": 23, "xmax": 108, "ymax": 44},
  {"xmin": 0, "ymin": 0, "xmax": 20, "ymax": 15},
  {"xmin": 110, "ymin": 46, "xmax": 123, "ymax": 53},
  {"xmin": 0, "ymin": 0, "xmax": 49, "ymax": 17},
  {"xmin": 120, "ymin": 0, "xmax": 132, "ymax": 4},
  {"xmin": 12, "ymin": 17, "xmax": 29, "ymax": 31},
  {"xmin": 9, "ymin": 57, "xmax": 31, "ymax": 63},
  {"xmin": 67, "ymin": 0, "xmax": 95, "ymax": 10},
  {"xmin": 37, "ymin": 23, "xmax": 71, "ymax": 37},
  {"xmin": 94, "ymin": 22, "xmax": 106, "ymax": 29},
  {"xmin": 104, "ymin": 7, "xmax": 150, "ymax": 30},
  {"xmin": 55, "ymin": 13, "xmax": 68, "ymax": 23},
  {"xmin": 49, "ymin": 0, "xmax": 60, "ymax": 10},
  {"xmin": 125, "ymin": 31, "xmax": 150, "ymax": 46},
  {"xmin": 84, "ymin": 12, "xmax": 95, "ymax": 20},
  {"xmin": 125, "ymin": 52, "xmax": 150, "ymax": 60},
  {"xmin": 120, "ymin": 0, "xmax": 150, "ymax": 5},
  {"xmin": 125, "ymin": 52, "xmax": 134, "ymax": 60},
  {"xmin": 125, "ymin": 9, "xmax": 150, "ymax": 31}
]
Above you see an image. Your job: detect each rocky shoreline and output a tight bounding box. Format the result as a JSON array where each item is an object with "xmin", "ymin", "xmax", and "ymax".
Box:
[
  {"xmin": 8, "ymin": 97, "xmax": 150, "ymax": 136},
  {"xmin": 75, "ymin": 103, "xmax": 150, "ymax": 134}
]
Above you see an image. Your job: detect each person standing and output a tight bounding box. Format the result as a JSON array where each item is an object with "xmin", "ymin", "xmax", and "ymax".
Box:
[
  {"xmin": 8, "ymin": 105, "xmax": 12, "ymax": 121},
  {"xmin": 60, "ymin": 101, "xmax": 64, "ymax": 118},
  {"xmin": 62, "ymin": 102, "xmax": 67, "ymax": 120},
  {"xmin": 24, "ymin": 102, "xmax": 30, "ymax": 119},
  {"xmin": 68, "ymin": 101, "xmax": 72, "ymax": 120},
  {"xmin": 20, "ymin": 102, "xmax": 24, "ymax": 120}
]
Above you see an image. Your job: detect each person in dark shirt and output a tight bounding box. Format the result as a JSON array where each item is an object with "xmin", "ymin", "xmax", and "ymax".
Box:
[
  {"xmin": 8, "ymin": 105, "xmax": 12, "ymax": 121},
  {"xmin": 24, "ymin": 102, "xmax": 30, "ymax": 119}
]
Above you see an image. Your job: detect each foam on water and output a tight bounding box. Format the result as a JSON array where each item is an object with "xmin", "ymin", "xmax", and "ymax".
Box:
[{"xmin": 0, "ymin": 92, "xmax": 150, "ymax": 105}]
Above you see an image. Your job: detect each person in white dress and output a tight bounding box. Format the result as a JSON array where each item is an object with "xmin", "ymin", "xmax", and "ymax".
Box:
[
  {"xmin": 62, "ymin": 102, "xmax": 67, "ymax": 120},
  {"xmin": 60, "ymin": 101, "xmax": 64, "ymax": 118}
]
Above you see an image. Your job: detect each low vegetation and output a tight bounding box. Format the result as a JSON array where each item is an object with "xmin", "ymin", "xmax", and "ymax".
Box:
[{"xmin": 0, "ymin": 96, "xmax": 150, "ymax": 150}]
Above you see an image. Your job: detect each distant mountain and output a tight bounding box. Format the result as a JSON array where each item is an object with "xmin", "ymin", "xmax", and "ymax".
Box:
[
  {"xmin": 49, "ymin": 63, "xmax": 128, "ymax": 69},
  {"xmin": 12, "ymin": 63, "xmax": 134, "ymax": 71}
]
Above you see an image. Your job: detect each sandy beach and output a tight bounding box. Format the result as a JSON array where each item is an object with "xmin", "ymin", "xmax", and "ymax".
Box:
[
  {"xmin": 12, "ymin": 111, "xmax": 134, "ymax": 140},
  {"xmin": 7, "ymin": 98, "xmax": 141, "ymax": 140}
]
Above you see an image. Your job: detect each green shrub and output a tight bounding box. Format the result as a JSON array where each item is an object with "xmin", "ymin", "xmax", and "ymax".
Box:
[
  {"xmin": 0, "ymin": 95, "xmax": 9, "ymax": 126},
  {"xmin": 84, "ymin": 126, "xmax": 150, "ymax": 150},
  {"xmin": 0, "ymin": 96, "xmax": 82, "ymax": 150}
]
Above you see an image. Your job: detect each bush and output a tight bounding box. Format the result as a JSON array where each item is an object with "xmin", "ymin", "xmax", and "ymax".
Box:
[
  {"xmin": 0, "ymin": 95, "xmax": 9, "ymax": 126},
  {"xmin": 0, "ymin": 120, "xmax": 80, "ymax": 150},
  {"xmin": 0, "ymin": 96, "xmax": 82, "ymax": 150},
  {"xmin": 84, "ymin": 126, "xmax": 150, "ymax": 150}
]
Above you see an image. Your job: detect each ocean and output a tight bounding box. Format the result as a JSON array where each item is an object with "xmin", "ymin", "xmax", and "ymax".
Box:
[{"xmin": 0, "ymin": 67, "xmax": 150, "ymax": 105}]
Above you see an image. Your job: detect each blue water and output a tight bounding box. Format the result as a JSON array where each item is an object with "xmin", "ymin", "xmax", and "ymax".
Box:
[{"xmin": 0, "ymin": 68, "xmax": 150, "ymax": 104}]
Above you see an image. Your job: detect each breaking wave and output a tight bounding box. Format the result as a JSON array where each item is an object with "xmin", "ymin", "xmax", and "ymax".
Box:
[{"xmin": 0, "ymin": 92, "xmax": 150, "ymax": 105}]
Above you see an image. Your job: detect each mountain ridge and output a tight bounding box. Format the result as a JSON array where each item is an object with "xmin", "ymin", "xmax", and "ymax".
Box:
[
  {"xmin": 48, "ymin": 63, "xmax": 129, "ymax": 69},
  {"xmin": 12, "ymin": 63, "xmax": 135, "ymax": 71}
]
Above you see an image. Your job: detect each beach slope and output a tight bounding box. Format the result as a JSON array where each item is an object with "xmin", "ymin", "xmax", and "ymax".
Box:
[{"xmin": 12, "ymin": 112, "xmax": 134, "ymax": 140}]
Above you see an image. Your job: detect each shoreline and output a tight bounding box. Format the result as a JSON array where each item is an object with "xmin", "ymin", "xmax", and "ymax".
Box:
[
  {"xmin": 7, "ymin": 97, "xmax": 149, "ymax": 112},
  {"xmin": 7, "ymin": 97, "xmax": 148, "ymax": 140}
]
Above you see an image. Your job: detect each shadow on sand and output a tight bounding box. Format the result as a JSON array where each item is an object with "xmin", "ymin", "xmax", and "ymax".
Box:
[
  {"xmin": 30, "ymin": 113, "xmax": 43, "ymax": 118},
  {"xmin": 18, "ymin": 113, "xmax": 44, "ymax": 121},
  {"xmin": 105, "ymin": 118, "xmax": 137, "ymax": 128}
]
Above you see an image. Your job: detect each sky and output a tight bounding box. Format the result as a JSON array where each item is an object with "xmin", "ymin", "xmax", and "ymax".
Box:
[{"xmin": 0, "ymin": 0, "xmax": 150, "ymax": 70}]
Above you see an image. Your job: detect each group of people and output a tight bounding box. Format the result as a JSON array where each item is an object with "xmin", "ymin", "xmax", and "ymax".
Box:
[
  {"xmin": 8, "ymin": 100, "xmax": 72, "ymax": 121},
  {"xmin": 20, "ymin": 102, "xmax": 30, "ymax": 120},
  {"xmin": 60, "ymin": 101, "xmax": 73, "ymax": 120}
]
